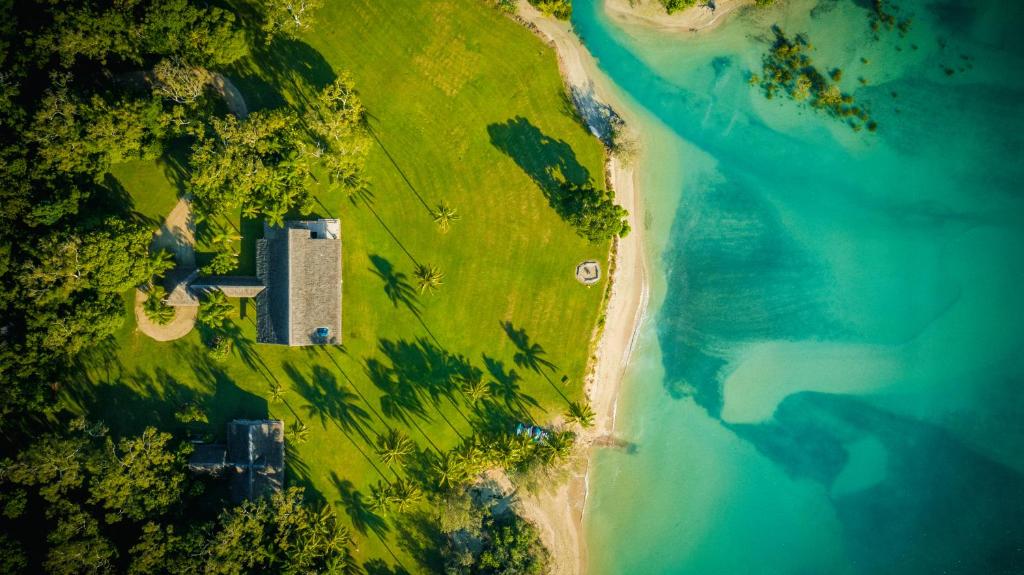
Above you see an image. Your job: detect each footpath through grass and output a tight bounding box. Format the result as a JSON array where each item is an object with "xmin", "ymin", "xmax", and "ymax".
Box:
[{"xmin": 72, "ymin": 0, "xmax": 609, "ymax": 569}]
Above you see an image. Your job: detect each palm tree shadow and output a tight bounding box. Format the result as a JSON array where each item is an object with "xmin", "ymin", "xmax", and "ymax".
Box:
[
  {"xmin": 366, "ymin": 124, "xmax": 433, "ymax": 216},
  {"xmin": 219, "ymin": 321, "xmax": 279, "ymax": 385},
  {"xmin": 483, "ymin": 354, "xmax": 540, "ymax": 419},
  {"xmin": 364, "ymin": 558, "xmax": 412, "ymax": 575},
  {"xmin": 364, "ymin": 358, "xmax": 428, "ymax": 426},
  {"xmin": 331, "ymin": 473, "xmax": 390, "ymax": 538},
  {"xmin": 283, "ymin": 362, "xmax": 374, "ymax": 442},
  {"xmin": 501, "ymin": 321, "xmax": 558, "ymax": 373},
  {"xmin": 369, "ymin": 255, "xmax": 421, "ymax": 317}
]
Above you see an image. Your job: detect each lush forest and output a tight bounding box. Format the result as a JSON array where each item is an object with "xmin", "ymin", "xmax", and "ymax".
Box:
[{"xmin": 0, "ymin": 0, "xmax": 615, "ymax": 572}]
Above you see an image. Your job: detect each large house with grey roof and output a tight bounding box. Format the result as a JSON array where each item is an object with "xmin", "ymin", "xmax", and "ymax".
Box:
[
  {"xmin": 255, "ymin": 219, "xmax": 342, "ymax": 345},
  {"xmin": 165, "ymin": 218, "xmax": 342, "ymax": 346}
]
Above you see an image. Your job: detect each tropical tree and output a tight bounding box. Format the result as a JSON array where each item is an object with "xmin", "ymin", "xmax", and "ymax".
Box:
[
  {"xmin": 540, "ymin": 430, "xmax": 575, "ymax": 464},
  {"xmin": 152, "ymin": 57, "xmax": 210, "ymax": 104},
  {"xmin": 374, "ymin": 429, "xmax": 415, "ymax": 468},
  {"xmin": 432, "ymin": 201, "xmax": 460, "ymax": 233},
  {"xmin": 148, "ymin": 249, "xmax": 176, "ymax": 280},
  {"xmin": 291, "ymin": 421, "xmax": 310, "ymax": 444},
  {"xmin": 210, "ymin": 227, "xmax": 241, "ymax": 252},
  {"xmin": 198, "ymin": 289, "xmax": 232, "ymax": 329},
  {"xmin": 268, "ymin": 382, "xmax": 285, "ymax": 404},
  {"xmin": 390, "ymin": 478, "xmax": 424, "ymax": 513},
  {"xmin": 564, "ymin": 401, "xmax": 595, "ymax": 429},
  {"xmin": 143, "ymin": 286, "xmax": 176, "ymax": 325},
  {"xmin": 432, "ymin": 453, "xmax": 463, "ymax": 490},
  {"xmin": 261, "ymin": 0, "xmax": 324, "ymax": 44},
  {"xmin": 369, "ymin": 481, "xmax": 395, "ymax": 514},
  {"xmin": 414, "ymin": 263, "xmax": 444, "ymax": 294},
  {"xmin": 460, "ymin": 373, "xmax": 491, "ymax": 405}
]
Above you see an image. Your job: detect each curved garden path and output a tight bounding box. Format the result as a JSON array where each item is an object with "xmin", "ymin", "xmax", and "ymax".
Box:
[
  {"xmin": 211, "ymin": 73, "xmax": 249, "ymax": 119},
  {"xmin": 134, "ymin": 196, "xmax": 198, "ymax": 341},
  {"xmin": 134, "ymin": 73, "xmax": 248, "ymax": 341},
  {"xmin": 134, "ymin": 288, "xmax": 198, "ymax": 341}
]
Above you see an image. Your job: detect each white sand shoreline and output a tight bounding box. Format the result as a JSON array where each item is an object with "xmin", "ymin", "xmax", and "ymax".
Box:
[
  {"xmin": 604, "ymin": 0, "xmax": 752, "ymax": 33},
  {"xmin": 513, "ymin": 2, "xmax": 652, "ymax": 574}
]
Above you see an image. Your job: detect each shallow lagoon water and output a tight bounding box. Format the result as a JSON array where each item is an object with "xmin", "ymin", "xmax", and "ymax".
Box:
[{"xmin": 577, "ymin": 1, "xmax": 1024, "ymax": 573}]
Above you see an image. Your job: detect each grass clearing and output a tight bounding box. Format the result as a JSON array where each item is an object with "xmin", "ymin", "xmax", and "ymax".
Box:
[{"xmin": 71, "ymin": 0, "xmax": 609, "ymax": 569}]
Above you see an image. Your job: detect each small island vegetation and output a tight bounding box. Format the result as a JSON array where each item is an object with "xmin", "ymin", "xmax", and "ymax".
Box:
[{"xmin": 753, "ymin": 27, "xmax": 877, "ymax": 132}]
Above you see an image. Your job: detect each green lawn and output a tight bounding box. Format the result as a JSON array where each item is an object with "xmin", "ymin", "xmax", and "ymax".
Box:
[{"xmin": 69, "ymin": 1, "xmax": 609, "ymax": 570}]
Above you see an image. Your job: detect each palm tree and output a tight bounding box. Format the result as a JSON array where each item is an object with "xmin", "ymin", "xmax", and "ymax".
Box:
[
  {"xmin": 199, "ymin": 289, "xmax": 232, "ymax": 329},
  {"xmin": 368, "ymin": 481, "xmax": 395, "ymax": 514},
  {"xmin": 323, "ymin": 551, "xmax": 361, "ymax": 575},
  {"xmin": 454, "ymin": 441, "xmax": 486, "ymax": 476},
  {"xmin": 565, "ymin": 401, "xmax": 595, "ymax": 429},
  {"xmin": 374, "ymin": 429, "xmax": 415, "ymax": 468},
  {"xmin": 413, "ymin": 263, "xmax": 443, "ymax": 294},
  {"xmin": 501, "ymin": 434, "xmax": 530, "ymax": 467},
  {"xmin": 211, "ymin": 227, "xmax": 242, "ymax": 252},
  {"xmin": 267, "ymin": 382, "xmax": 285, "ymax": 404},
  {"xmin": 431, "ymin": 453, "xmax": 462, "ymax": 490},
  {"xmin": 391, "ymin": 478, "xmax": 424, "ymax": 513},
  {"xmin": 143, "ymin": 286, "xmax": 176, "ymax": 325},
  {"xmin": 324, "ymin": 521, "xmax": 353, "ymax": 552},
  {"xmin": 540, "ymin": 430, "xmax": 576, "ymax": 463},
  {"xmin": 242, "ymin": 203, "xmax": 261, "ymax": 220},
  {"xmin": 264, "ymin": 205, "xmax": 286, "ymax": 228},
  {"xmin": 148, "ymin": 249, "xmax": 176, "ymax": 280},
  {"xmin": 460, "ymin": 374, "xmax": 491, "ymax": 406},
  {"xmin": 432, "ymin": 201, "xmax": 460, "ymax": 233},
  {"xmin": 291, "ymin": 421, "xmax": 311, "ymax": 444}
]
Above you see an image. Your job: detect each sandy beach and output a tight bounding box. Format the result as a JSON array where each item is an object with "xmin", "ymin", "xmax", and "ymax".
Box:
[
  {"xmin": 604, "ymin": 0, "xmax": 751, "ymax": 33},
  {"xmin": 514, "ymin": 2, "xmax": 650, "ymax": 574}
]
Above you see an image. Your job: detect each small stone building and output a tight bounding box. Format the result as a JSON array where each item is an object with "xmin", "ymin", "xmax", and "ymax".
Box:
[{"xmin": 189, "ymin": 419, "xmax": 285, "ymax": 502}]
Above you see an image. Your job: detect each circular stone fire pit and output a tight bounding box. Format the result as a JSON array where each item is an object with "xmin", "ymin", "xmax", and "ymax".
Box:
[{"xmin": 575, "ymin": 260, "xmax": 601, "ymax": 286}]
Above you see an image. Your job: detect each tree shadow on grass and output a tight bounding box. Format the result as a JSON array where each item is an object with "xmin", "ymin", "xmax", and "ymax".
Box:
[
  {"xmin": 283, "ymin": 362, "xmax": 375, "ymax": 442},
  {"xmin": 501, "ymin": 321, "xmax": 558, "ymax": 374},
  {"xmin": 366, "ymin": 124, "xmax": 433, "ymax": 216},
  {"xmin": 364, "ymin": 358, "xmax": 428, "ymax": 426},
  {"xmin": 392, "ymin": 509, "xmax": 445, "ymax": 573},
  {"xmin": 87, "ymin": 174, "xmax": 160, "ymax": 229},
  {"xmin": 363, "ymin": 558, "xmax": 412, "ymax": 575},
  {"xmin": 65, "ymin": 343, "xmax": 267, "ymax": 439},
  {"xmin": 482, "ymin": 354, "xmax": 540, "ymax": 421},
  {"xmin": 376, "ymin": 338, "xmax": 477, "ymax": 437},
  {"xmin": 486, "ymin": 115, "xmax": 593, "ymax": 207},
  {"xmin": 500, "ymin": 321, "xmax": 573, "ymax": 406},
  {"xmin": 157, "ymin": 137, "xmax": 193, "ymax": 200},
  {"xmin": 331, "ymin": 473, "xmax": 389, "ymax": 538},
  {"xmin": 228, "ymin": 36, "xmax": 337, "ymax": 112},
  {"xmin": 369, "ymin": 255, "xmax": 421, "ymax": 317}
]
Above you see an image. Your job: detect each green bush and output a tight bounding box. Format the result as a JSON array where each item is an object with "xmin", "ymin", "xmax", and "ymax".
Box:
[{"xmin": 529, "ymin": 0, "xmax": 572, "ymax": 20}]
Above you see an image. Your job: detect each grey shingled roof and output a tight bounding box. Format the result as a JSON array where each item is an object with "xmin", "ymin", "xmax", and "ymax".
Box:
[
  {"xmin": 190, "ymin": 276, "xmax": 266, "ymax": 298},
  {"xmin": 188, "ymin": 443, "xmax": 227, "ymax": 472},
  {"xmin": 286, "ymin": 228, "xmax": 342, "ymax": 345},
  {"xmin": 256, "ymin": 221, "xmax": 342, "ymax": 346},
  {"xmin": 226, "ymin": 419, "xmax": 284, "ymax": 502}
]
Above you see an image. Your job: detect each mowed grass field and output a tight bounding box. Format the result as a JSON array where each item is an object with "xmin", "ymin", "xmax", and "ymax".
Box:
[{"xmin": 66, "ymin": 0, "xmax": 609, "ymax": 569}]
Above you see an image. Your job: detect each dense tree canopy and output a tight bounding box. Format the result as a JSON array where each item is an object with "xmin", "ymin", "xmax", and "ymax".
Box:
[
  {"xmin": 0, "ymin": 2, "xmax": 567, "ymax": 573},
  {"xmin": 0, "ymin": 2, "xmax": 369, "ymax": 571}
]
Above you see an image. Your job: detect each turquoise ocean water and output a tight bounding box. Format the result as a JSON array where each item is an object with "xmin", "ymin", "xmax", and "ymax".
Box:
[{"xmin": 575, "ymin": 1, "xmax": 1024, "ymax": 573}]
